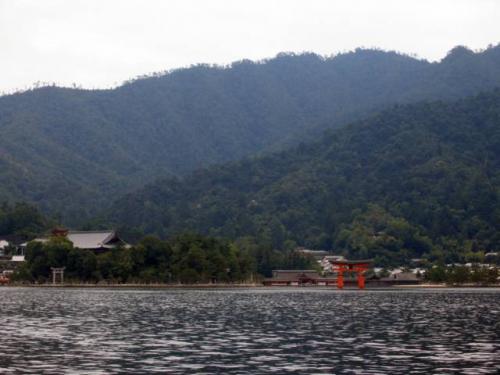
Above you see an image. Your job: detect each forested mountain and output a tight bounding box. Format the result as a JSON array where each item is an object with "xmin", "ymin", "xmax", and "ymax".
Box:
[
  {"xmin": 1, "ymin": 45, "xmax": 500, "ymax": 221},
  {"xmin": 107, "ymin": 91, "xmax": 500, "ymax": 266},
  {"xmin": 0, "ymin": 202, "xmax": 48, "ymax": 239}
]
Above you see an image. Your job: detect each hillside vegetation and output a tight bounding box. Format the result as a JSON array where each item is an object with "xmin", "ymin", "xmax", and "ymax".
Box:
[
  {"xmin": 108, "ymin": 91, "xmax": 500, "ymax": 266},
  {"xmin": 2, "ymin": 46, "xmax": 500, "ymax": 221}
]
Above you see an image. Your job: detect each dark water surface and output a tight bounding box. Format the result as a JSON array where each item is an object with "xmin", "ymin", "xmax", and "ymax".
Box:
[{"xmin": 0, "ymin": 288, "xmax": 499, "ymax": 374}]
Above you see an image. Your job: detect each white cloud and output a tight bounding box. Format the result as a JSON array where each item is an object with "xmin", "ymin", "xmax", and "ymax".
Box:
[{"xmin": 0, "ymin": 0, "xmax": 498, "ymax": 93}]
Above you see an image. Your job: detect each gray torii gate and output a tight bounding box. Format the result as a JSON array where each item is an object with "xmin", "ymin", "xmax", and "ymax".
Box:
[{"xmin": 51, "ymin": 267, "xmax": 65, "ymax": 285}]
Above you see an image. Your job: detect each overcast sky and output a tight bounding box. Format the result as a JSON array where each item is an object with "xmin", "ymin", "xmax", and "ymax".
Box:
[{"xmin": 1, "ymin": 0, "xmax": 499, "ymax": 93}]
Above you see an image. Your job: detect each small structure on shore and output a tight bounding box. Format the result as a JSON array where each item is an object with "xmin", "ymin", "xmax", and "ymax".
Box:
[
  {"xmin": 380, "ymin": 271, "xmax": 420, "ymax": 285},
  {"xmin": 0, "ymin": 240, "xmax": 9, "ymax": 256},
  {"xmin": 263, "ymin": 270, "xmax": 337, "ymax": 286},
  {"xmin": 51, "ymin": 267, "xmax": 65, "ymax": 285}
]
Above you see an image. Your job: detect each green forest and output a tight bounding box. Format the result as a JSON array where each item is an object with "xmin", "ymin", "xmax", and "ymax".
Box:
[
  {"xmin": 107, "ymin": 90, "xmax": 500, "ymax": 267},
  {"xmin": 0, "ymin": 203, "xmax": 316, "ymax": 280},
  {"xmin": 14, "ymin": 234, "xmax": 317, "ymax": 283},
  {"xmin": 3, "ymin": 199, "xmax": 498, "ymax": 282},
  {"xmin": 1, "ymin": 46, "xmax": 500, "ymax": 223},
  {"xmin": 0, "ymin": 202, "xmax": 48, "ymax": 239},
  {"xmin": 1, "ymin": 45, "xmax": 500, "ymax": 276}
]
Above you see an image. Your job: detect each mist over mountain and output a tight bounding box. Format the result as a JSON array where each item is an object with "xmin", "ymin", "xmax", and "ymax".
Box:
[
  {"xmin": 1, "ymin": 45, "xmax": 500, "ymax": 221},
  {"xmin": 107, "ymin": 90, "xmax": 500, "ymax": 265}
]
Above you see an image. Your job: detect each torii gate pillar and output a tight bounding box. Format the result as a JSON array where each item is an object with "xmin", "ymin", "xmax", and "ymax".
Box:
[
  {"xmin": 336, "ymin": 264, "xmax": 346, "ymax": 289},
  {"xmin": 357, "ymin": 271, "xmax": 365, "ymax": 289},
  {"xmin": 51, "ymin": 267, "xmax": 65, "ymax": 285}
]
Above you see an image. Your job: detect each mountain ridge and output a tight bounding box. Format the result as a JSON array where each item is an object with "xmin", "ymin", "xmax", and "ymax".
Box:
[
  {"xmin": 106, "ymin": 90, "xmax": 500, "ymax": 265},
  {"xmin": 1, "ymin": 45, "xmax": 500, "ymax": 222}
]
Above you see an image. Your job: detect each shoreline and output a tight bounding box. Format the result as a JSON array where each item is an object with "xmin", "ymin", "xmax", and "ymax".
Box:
[
  {"xmin": 2, "ymin": 283, "xmax": 499, "ymax": 289},
  {"xmin": 4, "ymin": 283, "xmax": 265, "ymax": 289}
]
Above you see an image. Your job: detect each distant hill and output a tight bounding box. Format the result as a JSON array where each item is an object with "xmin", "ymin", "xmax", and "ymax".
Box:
[
  {"xmin": 107, "ymin": 90, "xmax": 500, "ymax": 265},
  {"xmin": 1, "ymin": 45, "xmax": 500, "ymax": 221}
]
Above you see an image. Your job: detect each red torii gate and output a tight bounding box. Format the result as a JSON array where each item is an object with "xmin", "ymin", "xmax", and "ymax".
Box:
[{"xmin": 330, "ymin": 259, "xmax": 372, "ymax": 289}]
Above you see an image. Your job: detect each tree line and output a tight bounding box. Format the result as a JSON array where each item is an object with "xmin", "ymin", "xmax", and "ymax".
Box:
[
  {"xmin": 426, "ymin": 264, "xmax": 499, "ymax": 285},
  {"xmin": 13, "ymin": 233, "xmax": 318, "ymax": 283}
]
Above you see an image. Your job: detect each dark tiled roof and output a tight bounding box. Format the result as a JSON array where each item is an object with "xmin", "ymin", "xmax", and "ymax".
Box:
[{"xmin": 272, "ymin": 270, "xmax": 321, "ymax": 280}]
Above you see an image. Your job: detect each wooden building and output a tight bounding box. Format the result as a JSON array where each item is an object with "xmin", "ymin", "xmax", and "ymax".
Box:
[
  {"xmin": 263, "ymin": 270, "xmax": 337, "ymax": 286},
  {"xmin": 21, "ymin": 229, "xmax": 129, "ymax": 253}
]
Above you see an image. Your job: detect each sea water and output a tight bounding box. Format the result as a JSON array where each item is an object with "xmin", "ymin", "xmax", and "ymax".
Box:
[{"xmin": 0, "ymin": 287, "xmax": 498, "ymax": 374}]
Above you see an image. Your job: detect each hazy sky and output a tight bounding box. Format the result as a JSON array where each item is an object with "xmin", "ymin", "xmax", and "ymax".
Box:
[{"xmin": 1, "ymin": 0, "xmax": 499, "ymax": 92}]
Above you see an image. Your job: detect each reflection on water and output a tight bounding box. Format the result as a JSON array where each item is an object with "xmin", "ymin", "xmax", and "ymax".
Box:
[{"xmin": 0, "ymin": 288, "xmax": 499, "ymax": 374}]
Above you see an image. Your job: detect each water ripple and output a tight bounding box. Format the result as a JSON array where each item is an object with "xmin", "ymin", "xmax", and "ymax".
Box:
[{"xmin": 0, "ymin": 288, "xmax": 499, "ymax": 374}]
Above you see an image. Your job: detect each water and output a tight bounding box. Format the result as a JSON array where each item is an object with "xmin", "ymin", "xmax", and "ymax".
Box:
[{"xmin": 0, "ymin": 288, "xmax": 499, "ymax": 374}]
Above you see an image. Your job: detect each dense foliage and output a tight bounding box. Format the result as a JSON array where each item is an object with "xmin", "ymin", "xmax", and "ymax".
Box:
[
  {"xmin": 15, "ymin": 234, "xmax": 317, "ymax": 282},
  {"xmin": 426, "ymin": 265, "xmax": 499, "ymax": 285},
  {"xmin": 108, "ymin": 91, "xmax": 500, "ymax": 266},
  {"xmin": 0, "ymin": 202, "xmax": 48, "ymax": 239},
  {"xmin": 2, "ymin": 46, "xmax": 500, "ymax": 222}
]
